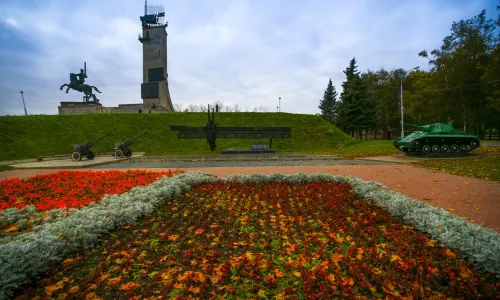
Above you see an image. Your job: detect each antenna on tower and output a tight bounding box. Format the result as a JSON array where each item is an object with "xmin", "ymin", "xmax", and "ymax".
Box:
[{"xmin": 140, "ymin": 1, "xmax": 166, "ymax": 28}]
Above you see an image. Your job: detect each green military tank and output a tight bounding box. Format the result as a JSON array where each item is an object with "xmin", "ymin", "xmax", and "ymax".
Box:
[{"xmin": 393, "ymin": 123, "xmax": 480, "ymax": 153}]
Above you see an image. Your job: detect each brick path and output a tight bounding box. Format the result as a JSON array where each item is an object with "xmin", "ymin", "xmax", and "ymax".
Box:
[{"xmin": 1, "ymin": 165, "xmax": 499, "ymax": 232}]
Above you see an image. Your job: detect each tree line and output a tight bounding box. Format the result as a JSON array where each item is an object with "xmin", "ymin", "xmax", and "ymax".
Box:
[
  {"xmin": 174, "ymin": 102, "xmax": 270, "ymax": 113},
  {"xmin": 318, "ymin": 8, "xmax": 500, "ymax": 139}
]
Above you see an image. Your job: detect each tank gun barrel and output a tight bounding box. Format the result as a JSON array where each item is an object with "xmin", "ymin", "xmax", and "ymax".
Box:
[
  {"xmin": 405, "ymin": 123, "xmax": 432, "ymax": 132},
  {"xmin": 405, "ymin": 123, "xmax": 423, "ymax": 128}
]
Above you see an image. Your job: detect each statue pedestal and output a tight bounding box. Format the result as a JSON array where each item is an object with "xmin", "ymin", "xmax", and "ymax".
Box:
[{"xmin": 58, "ymin": 101, "xmax": 103, "ymax": 115}]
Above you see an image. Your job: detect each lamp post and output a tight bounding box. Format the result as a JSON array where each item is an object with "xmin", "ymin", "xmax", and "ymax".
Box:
[
  {"xmin": 20, "ymin": 91, "xmax": 28, "ymax": 116},
  {"xmin": 400, "ymin": 66, "xmax": 419, "ymax": 137},
  {"xmin": 279, "ymin": 97, "xmax": 281, "ymax": 113}
]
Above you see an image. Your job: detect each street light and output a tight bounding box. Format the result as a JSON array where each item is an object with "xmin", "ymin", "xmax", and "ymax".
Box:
[
  {"xmin": 400, "ymin": 66, "xmax": 419, "ymax": 137},
  {"xmin": 20, "ymin": 91, "xmax": 28, "ymax": 116},
  {"xmin": 279, "ymin": 97, "xmax": 281, "ymax": 113}
]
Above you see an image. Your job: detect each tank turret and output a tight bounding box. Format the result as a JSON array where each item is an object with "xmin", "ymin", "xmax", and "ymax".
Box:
[
  {"xmin": 393, "ymin": 122, "xmax": 480, "ymax": 154},
  {"xmin": 405, "ymin": 123, "xmax": 456, "ymax": 133}
]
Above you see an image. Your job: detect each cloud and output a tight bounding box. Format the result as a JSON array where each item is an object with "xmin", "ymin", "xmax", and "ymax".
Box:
[
  {"xmin": 0, "ymin": 0, "xmax": 496, "ymax": 115},
  {"xmin": 4, "ymin": 17, "xmax": 19, "ymax": 28}
]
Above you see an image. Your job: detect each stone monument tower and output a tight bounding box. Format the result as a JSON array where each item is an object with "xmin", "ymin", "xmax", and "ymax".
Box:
[{"xmin": 139, "ymin": 1, "xmax": 174, "ymax": 112}]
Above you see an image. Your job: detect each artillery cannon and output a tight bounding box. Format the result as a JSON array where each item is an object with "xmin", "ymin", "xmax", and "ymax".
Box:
[
  {"xmin": 71, "ymin": 132, "xmax": 110, "ymax": 161},
  {"xmin": 393, "ymin": 123, "xmax": 480, "ymax": 154},
  {"xmin": 114, "ymin": 130, "xmax": 148, "ymax": 158}
]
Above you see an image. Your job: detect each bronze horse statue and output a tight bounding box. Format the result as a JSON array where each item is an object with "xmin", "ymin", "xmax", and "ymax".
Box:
[{"xmin": 60, "ymin": 69, "xmax": 102, "ymax": 102}]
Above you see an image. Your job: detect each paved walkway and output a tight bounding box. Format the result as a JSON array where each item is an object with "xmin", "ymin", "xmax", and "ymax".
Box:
[
  {"xmin": 1, "ymin": 164, "xmax": 499, "ymax": 232},
  {"xmin": 7, "ymin": 154, "xmax": 144, "ymax": 169},
  {"xmin": 91, "ymin": 159, "xmax": 389, "ymax": 169}
]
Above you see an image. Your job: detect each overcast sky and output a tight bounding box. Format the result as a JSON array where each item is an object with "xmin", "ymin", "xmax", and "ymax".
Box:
[{"xmin": 0, "ymin": 0, "xmax": 497, "ymax": 115}]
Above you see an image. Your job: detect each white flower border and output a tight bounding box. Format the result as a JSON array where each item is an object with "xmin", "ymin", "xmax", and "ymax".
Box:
[{"xmin": 0, "ymin": 171, "xmax": 498, "ymax": 299}]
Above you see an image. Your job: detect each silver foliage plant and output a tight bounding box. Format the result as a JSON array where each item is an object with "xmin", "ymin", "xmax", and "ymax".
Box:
[
  {"xmin": 0, "ymin": 206, "xmax": 74, "ymax": 244},
  {"xmin": 0, "ymin": 172, "xmax": 213, "ymax": 299},
  {"xmin": 0, "ymin": 171, "xmax": 498, "ymax": 299}
]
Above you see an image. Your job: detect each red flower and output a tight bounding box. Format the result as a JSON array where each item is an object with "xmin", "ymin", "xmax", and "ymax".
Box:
[{"xmin": 0, "ymin": 170, "xmax": 184, "ymax": 211}]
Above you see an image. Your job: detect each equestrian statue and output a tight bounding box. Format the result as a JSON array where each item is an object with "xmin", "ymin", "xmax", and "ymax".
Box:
[{"xmin": 60, "ymin": 62, "xmax": 102, "ymax": 102}]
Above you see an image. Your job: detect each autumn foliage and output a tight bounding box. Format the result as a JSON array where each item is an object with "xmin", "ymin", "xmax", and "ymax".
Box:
[{"xmin": 14, "ymin": 181, "xmax": 499, "ymax": 299}]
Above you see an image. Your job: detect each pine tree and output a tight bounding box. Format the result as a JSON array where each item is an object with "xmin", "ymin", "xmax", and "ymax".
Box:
[
  {"xmin": 360, "ymin": 71, "xmax": 379, "ymax": 138},
  {"xmin": 318, "ymin": 78, "xmax": 338, "ymax": 124},
  {"xmin": 357, "ymin": 75, "xmax": 376, "ymax": 137},
  {"xmin": 336, "ymin": 57, "xmax": 376, "ymax": 137},
  {"xmin": 338, "ymin": 58, "xmax": 364, "ymax": 135}
]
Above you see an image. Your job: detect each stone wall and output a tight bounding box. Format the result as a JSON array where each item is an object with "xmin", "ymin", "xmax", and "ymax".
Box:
[
  {"xmin": 58, "ymin": 102, "xmax": 104, "ymax": 115},
  {"xmin": 58, "ymin": 102, "xmax": 170, "ymax": 115},
  {"xmin": 103, "ymin": 104, "xmax": 143, "ymax": 113}
]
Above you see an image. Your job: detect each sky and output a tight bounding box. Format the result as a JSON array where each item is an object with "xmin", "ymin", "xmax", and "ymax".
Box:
[{"xmin": 0, "ymin": 0, "xmax": 498, "ymax": 115}]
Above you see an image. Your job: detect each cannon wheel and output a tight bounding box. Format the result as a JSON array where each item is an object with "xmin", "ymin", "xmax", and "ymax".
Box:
[
  {"xmin": 72, "ymin": 152, "xmax": 82, "ymax": 161},
  {"xmin": 115, "ymin": 149, "xmax": 124, "ymax": 158},
  {"xmin": 86, "ymin": 151, "xmax": 95, "ymax": 160}
]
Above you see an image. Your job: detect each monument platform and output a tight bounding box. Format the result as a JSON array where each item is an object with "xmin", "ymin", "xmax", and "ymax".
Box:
[
  {"xmin": 58, "ymin": 102, "xmax": 170, "ymax": 115},
  {"xmin": 9, "ymin": 153, "xmax": 145, "ymax": 169},
  {"xmin": 58, "ymin": 101, "xmax": 103, "ymax": 114}
]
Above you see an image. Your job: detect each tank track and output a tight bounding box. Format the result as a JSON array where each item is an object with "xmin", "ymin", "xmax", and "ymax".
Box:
[{"xmin": 412, "ymin": 137, "xmax": 480, "ymax": 154}]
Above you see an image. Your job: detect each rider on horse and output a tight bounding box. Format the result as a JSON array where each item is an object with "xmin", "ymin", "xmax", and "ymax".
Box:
[
  {"xmin": 61, "ymin": 64, "xmax": 102, "ymax": 103},
  {"xmin": 68, "ymin": 69, "xmax": 87, "ymax": 90},
  {"xmin": 77, "ymin": 69, "xmax": 87, "ymax": 84}
]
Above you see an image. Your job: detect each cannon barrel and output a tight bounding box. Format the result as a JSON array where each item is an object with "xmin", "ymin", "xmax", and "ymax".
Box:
[
  {"xmin": 124, "ymin": 130, "xmax": 148, "ymax": 146},
  {"xmin": 81, "ymin": 132, "xmax": 111, "ymax": 148}
]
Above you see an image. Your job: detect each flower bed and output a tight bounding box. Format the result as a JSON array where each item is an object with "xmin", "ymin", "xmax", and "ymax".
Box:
[
  {"xmin": 0, "ymin": 170, "xmax": 184, "ymax": 235},
  {"xmin": 0, "ymin": 170, "xmax": 184, "ymax": 211},
  {"xmin": 9, "ymin": 174, "xmax": 500, "ymax": 299}
]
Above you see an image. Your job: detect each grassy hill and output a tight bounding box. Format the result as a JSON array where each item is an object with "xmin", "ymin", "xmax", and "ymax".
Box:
[{"xmin": 0, "ymin": 112, "xmax": 384, "ymax": 161}]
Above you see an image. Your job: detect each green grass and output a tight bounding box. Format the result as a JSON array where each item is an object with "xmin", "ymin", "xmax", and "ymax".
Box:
[
  {"xmin": 0, "ymin": 113, "xmax": 365, "ymax": 161},
  {"xmin": 414, "ymin": 155, "xmax": 500, "ymax": 181},
  {"xmin": 0, "ymin": 165, "xmax": 14, "ymax": 172},
  {"xmin": 319, "ymin": 140, "xmax": 399, "ymax": 158}
]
